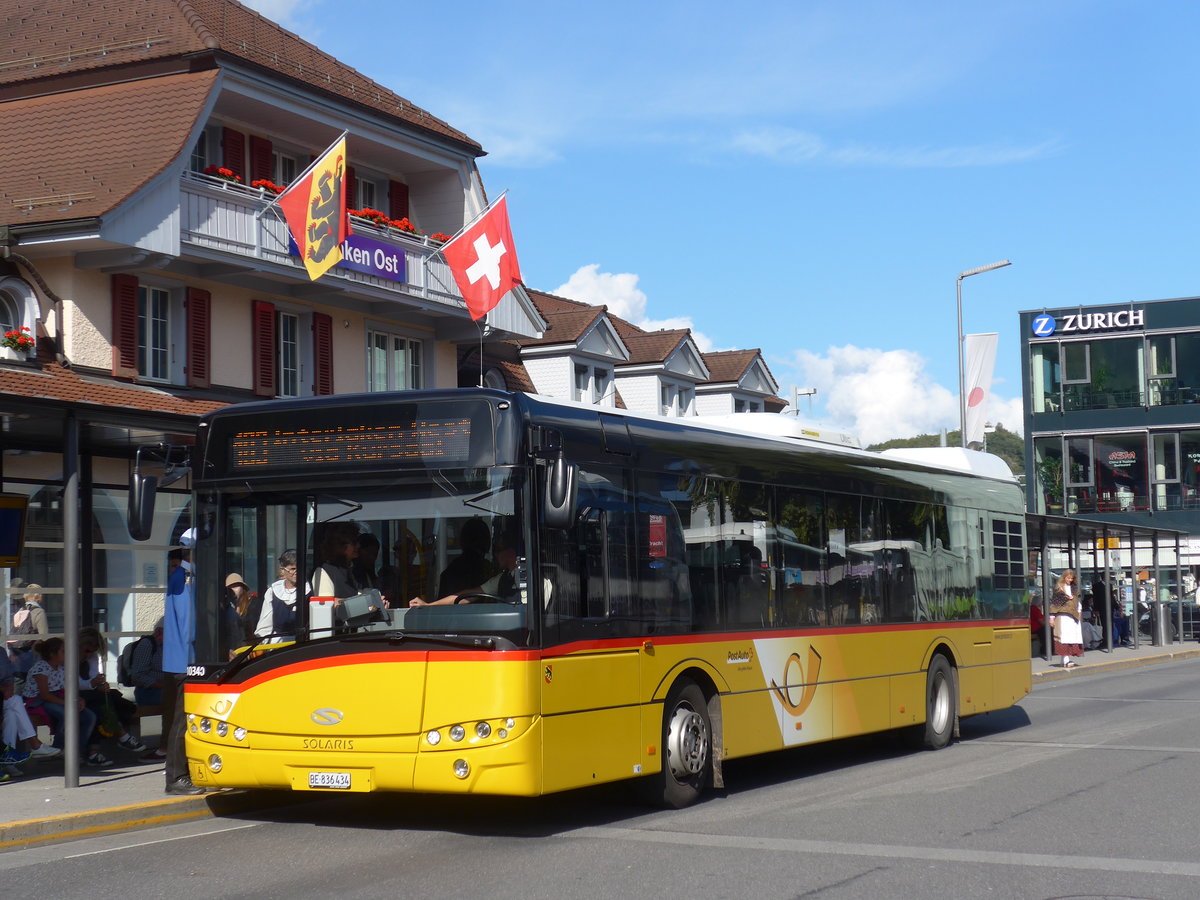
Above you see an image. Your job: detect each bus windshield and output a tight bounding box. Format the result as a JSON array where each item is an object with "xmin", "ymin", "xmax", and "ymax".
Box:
[{"xmin": 192, "ymin": 467, "xmax": 532, "ymax": 663}]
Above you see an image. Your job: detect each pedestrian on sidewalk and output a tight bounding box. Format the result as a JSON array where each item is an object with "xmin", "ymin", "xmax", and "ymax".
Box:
[
  {"xmin": 1049, "ymin": 569, "xmax": 1083, "ymax": 668},
  {"xmin": 163, "ymin": 531, "xmax": 205, "ymax": 795}
]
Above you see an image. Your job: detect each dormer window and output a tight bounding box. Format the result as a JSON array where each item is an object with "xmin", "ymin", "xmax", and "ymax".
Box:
[{"xmin": 574, "ymin": 363, "xmax": 613, "ymax": 405}]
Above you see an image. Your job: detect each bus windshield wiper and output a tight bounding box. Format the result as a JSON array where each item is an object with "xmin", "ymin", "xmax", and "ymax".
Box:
[{"xmin": 341, "ymin": 631, "xmax": 498, "ymax": 650}]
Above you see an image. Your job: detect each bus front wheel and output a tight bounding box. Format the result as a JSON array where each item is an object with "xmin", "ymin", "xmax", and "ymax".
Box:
[
  {"xmin": 650, "ymin": 679, "xmax": 712, "ymax": 808},
  {"xmin": 912, "ymin": 654, "xmax": 955, "ymax": 751}
]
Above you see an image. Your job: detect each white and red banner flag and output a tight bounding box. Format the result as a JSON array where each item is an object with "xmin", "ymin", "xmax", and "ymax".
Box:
[
  {"xmin": 441, "ymin": 195, "xmax": 523, "ymax": 320},
  {"xmin": 964, "ymin": 332, "xmax": 999, "ymax": 446}
]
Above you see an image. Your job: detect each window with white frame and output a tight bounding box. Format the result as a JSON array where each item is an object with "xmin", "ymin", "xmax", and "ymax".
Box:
[
  {"xmin": 660, "ymin": 381, "xmax": 694, "ymax": 417},
  {"xmin": 277, "ymin": 311, "xmax": 300, "ymax": 398},
  {"xmin": 138, "ymin": 285, "xmax": 171, "ymax": 381},
  {"xmin": 273, "ymin": 151, "xmax": 297, "ymax": 188},
  {"xmin": 574, "ymin": 363, "xmax": 613, "ymax": 405},
  {"xmin": 367, "ymin": 329, "xmax": 422, "ymax": 391},
  {"xmin": 189, "ymin": 130, "xmax": 212, "ymax": 174},
  {"xmin": 357, "ymin": 176, "xmax": 378, "ymax": 210},
  {"xmin": 0, "ymin": 291, "xmax": 19, "ymax": 334}
]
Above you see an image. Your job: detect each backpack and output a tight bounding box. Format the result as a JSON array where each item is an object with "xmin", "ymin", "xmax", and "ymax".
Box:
[
  {"xmin": 10, "ymin": 604, "xmax": 37, "ymax": 651},
  {"xmin": 118, "ymin": 635, "xmax": 153, "ymax": 687}
]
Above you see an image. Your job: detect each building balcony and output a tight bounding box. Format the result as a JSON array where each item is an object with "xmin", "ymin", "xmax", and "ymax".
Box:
[{"xmin": 179, "ymin": 172, "xmax": 463, "ymax": 313}]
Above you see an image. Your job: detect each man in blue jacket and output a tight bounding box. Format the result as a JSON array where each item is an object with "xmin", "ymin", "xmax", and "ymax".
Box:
[{"xmin": 162, "ymin": 529, "xmax": 206, "ymax": 795}]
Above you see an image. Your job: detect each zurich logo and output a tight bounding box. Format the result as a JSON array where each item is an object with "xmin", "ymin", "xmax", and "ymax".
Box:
[
  {"xmin": 1032, "ymin": 314, "xmax": 1056, "ymax": 337},
  {"xmin": 311, "ymin": 708, "xmax": 344, "ymax": 726}
]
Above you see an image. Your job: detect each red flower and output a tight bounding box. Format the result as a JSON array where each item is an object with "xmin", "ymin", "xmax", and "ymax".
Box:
[
  {"xmin": 429, "ymin": 232, "xmax": 452, "ymax": 243},
  {"xmin": 251, "ymin": 178, "xmax": 283, "ymax": 194},
  {"xmin": 2, "ymin": 326, "xmax": 34, "ymax": 352},
  {"xmin": 203, "ymin": 165, "xmax": 242, "ymax": 183}
]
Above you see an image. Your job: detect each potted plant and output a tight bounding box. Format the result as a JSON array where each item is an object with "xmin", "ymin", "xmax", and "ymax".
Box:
[
  {"xmin": 2, "ymin": 325, "xmax": 34, "ymax": 360},
  {"xmin": 1037, "ymin": 456, "xmax": 1064, "ymax": 513}
]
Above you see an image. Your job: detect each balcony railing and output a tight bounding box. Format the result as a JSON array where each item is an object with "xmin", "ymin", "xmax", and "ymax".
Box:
[{"xmin": 179, "ymin": 173, "xmax": 464, "ymax": 309}]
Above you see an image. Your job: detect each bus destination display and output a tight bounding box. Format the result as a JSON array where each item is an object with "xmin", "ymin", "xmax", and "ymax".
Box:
[{"xmin": 229, "ymin": 417, "xmax": 473, "ymax": 470}]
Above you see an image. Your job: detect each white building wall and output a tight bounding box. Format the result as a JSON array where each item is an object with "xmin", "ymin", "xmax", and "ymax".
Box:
[
  {"xmin": 523, "ymin": 356, "xmax": 572, "ymax": 399},
  {"xmin": 616, "ymin": 373, "xmax": 661, "ymax": 416},
  {"xmin": 695, "ymin": 393, "xmax": 733, "ymax": 416}
]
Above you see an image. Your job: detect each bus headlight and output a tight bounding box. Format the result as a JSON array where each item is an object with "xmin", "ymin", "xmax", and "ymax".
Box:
[
  {"xmin": 216, "ymin": 721, "xmax": 229, "ymax": 738},
  {"xmin": 199, "ymin": 718, "xmax": 212, "ymax": 734},
  {"xmin": 453, "ymin": 759, "xmax": 470, "ymax": 779},
  {"xmin": 475, "ymin": 721, "xmax": 492, "ymax": 739},
  {"xmin": 208, "ymin": 754, "xmax": 223, "ymax": 773},
  {"xmin": 449, "ymin": 725, "xmax": 466, "ymax": 742},
  {"xmin": 426, "ymin": 730, "xmax": 442, "ymax": 746},
  {"xmin": 234, "ymin": 727, "xmax": 247, "ymax": 742}
]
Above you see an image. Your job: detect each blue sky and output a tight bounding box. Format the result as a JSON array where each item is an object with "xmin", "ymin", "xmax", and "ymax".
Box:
[{"xmin": 249, "ymin": 0, "xmax": 1200, "ymax": 444}]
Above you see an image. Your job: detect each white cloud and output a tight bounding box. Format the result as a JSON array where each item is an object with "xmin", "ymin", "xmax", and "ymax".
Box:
[
  {"xmin": 240, "ymin": 0, "xmax": 313, "ymax": 26},
  {"xmin": 554, "ymin": 264, "xmax": 715, "ymax": 351},
  {"xmin": 785, "ymin": 344, "xmax": 1023, "ymax": 445},
  {"xmin": 728, "ymin": 128, "xmax": 1062, "ymax": 168}
]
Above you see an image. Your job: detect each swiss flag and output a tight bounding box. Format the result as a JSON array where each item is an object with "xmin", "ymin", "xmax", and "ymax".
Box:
[{"xmin": 442, "ymin": 196, "xmax": 523, "ymax": 320}]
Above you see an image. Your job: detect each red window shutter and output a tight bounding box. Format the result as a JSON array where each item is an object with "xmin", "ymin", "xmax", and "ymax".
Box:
[
  {"xmin": 185, "ymin": 288, "xmax": 211, "ymax": 388},
  {"xmin": 388, "ymin": 181, "xmax": 409, "ymax": 220},
  {"xmin": 222, "ymin": 127, "xmax": 246, "ymax": 181},
  {"xmin": 110, "ymin": 273, "xmax": 139, "ymax": 378},
  {"xmin": 249, "ymin": 136, "xmax": 273, "ymax": 184},
  {"xmin": 345, "ymin": 166, "xmax": 357, "ymax": 208},
  {"xmin": 252, "ymin": 300, "xmax": 277, "ymax": 397},
  {"xmin": 312, "ymin": 312, "xmax": 334, "ymax": 395}
]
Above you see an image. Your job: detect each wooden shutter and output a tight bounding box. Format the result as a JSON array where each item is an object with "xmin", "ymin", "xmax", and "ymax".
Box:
[
  {"xmin": 345, "ymin": 166, "xmax": 357, "ymax": 208},
  {"xmin": 111, "ymin": 273, "xmax": 139, "ymax": 378},
  {"xmin": 222, "ymin": 127, "xmax": 246, "ymax": 181},
  {"xmin": 185, "ymin": 287, "xmax": 211, "ymax": 388},
  {"xmin": 249, "ymin": 136, "xmax": 273, "ymax": 183},
  {"xmin": 388, "ymin": 180, "xmax": 409, "ymax": 221},
  {"xmin": 252, "ymin": 300, "xmax": 277, "ymax": 397},
  {"xmin": 312, "ymin": 312, "xmax": 334, "ymax": 395}
]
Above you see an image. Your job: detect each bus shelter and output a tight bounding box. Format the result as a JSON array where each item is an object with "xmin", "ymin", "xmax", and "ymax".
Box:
[{"xmin": 1026, "ymin": 513, "xmax": 1193, "ymax": 660}]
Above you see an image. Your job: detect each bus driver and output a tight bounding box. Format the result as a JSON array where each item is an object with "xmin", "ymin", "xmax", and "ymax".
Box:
[{"xmin": 409, "ymin": 529, "xmax": 551, "ymax": 607}]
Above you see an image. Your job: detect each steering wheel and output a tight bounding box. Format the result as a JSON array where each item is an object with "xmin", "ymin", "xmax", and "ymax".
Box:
[{"xmin": 453, "ymin": 591, "xmax": 520, "ymax": 606}]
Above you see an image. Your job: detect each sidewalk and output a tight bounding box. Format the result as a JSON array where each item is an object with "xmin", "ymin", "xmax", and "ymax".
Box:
[
  {"xmin": 1032, "ymin": 636, "xmax": 1200, "ymax": 682},
  {"xmin": 0, "ymin": 713, "xmax": 300, "ymax": 852},
  {"xmin": 3, "ymin": 639, "xmax": 1199, "ymax": 851}
]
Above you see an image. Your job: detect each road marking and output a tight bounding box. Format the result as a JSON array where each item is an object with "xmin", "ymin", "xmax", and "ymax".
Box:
[
  {"xmin": 562, "ymin": 826, "xmax": 1200, "ymax": 877},
  {"xmin": 61, "ymin": 822, "xmax": 260, "ymax": 858},
  {"xmin": 974, "ymin": 738, "xmax": 1200, "ymax": 754}
]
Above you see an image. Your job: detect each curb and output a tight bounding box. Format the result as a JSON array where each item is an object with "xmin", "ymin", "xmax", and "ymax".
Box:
[
  {"xmin": 0, "ymin": 789, "xmax": 311, "ymax": 852},
  {"xmin": 1032, "ymin": 646, "xmax": 1200, "ymax": 684}
]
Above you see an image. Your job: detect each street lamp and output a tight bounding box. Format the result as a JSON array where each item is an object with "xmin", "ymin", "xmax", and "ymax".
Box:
[{"xmin": 957, "ymin": 259, "xmax": 1011, "ymax": 448}]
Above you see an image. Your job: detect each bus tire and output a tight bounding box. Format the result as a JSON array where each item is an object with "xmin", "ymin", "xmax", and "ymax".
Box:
[
  {"xmin": 914, "ymin": 654, "xmax": 955, "ymax": 751},
  {"xmin": 650, "ymin": 679, "xmax": 711, "ymax": 808}
]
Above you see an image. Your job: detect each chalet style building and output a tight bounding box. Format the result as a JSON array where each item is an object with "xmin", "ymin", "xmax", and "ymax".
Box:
[{"xmin": 0, "ymin": 0, "xmax": 783, "ymax": 647}]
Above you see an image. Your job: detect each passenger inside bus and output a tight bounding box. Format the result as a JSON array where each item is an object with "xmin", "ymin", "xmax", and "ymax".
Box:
[{"xmin": 312, "ymin": 522, "xmax": 361, "ymax": 599}]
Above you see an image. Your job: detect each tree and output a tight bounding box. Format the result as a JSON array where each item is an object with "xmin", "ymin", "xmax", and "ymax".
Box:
[{"xmin": 867, "ymin": 423, "xmax": 1025, "ymax": 477}]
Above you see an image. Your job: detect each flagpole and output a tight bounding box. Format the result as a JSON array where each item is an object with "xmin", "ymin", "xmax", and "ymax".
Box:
[{"xmin": 254, "ymin": 130, "xmax": 349, "ymax": 220}]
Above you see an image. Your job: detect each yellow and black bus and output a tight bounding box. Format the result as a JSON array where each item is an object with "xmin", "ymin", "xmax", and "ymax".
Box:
[{"xmin": 165, "ymin": 389, "xmax": 1029, "ymax": 807}]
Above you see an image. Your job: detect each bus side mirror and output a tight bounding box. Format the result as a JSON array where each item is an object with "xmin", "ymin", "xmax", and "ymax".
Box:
[
  {"xmin": 543, "ymin": 457, "xmax": 577, "ymax": 530},
  {"xmin": 128, "ymin": 472, "xmax": 158, "ymax": 541}
]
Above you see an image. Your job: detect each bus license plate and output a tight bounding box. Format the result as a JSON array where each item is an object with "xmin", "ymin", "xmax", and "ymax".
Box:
[{"xmin": 308, "ymin": 771, "xmax": 351, "ymax": 790}]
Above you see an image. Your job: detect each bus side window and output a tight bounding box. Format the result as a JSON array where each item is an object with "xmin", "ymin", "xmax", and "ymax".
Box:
[
  {"xmin": 777, "ymin": 487, "xmax": 825, "ymax": 627},
  {"xmin": 634, "ymin": 474, "xmax": 692, "ymax": 635}
]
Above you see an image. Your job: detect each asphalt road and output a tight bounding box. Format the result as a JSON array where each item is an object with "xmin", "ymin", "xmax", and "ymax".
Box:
[{"xmin": 7, "ymin": 658, "xmax": 1200, "ymax": 899}]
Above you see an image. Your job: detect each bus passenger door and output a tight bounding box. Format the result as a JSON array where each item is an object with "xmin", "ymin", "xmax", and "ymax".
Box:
[{"xmin": 539, "ymin": 467, "xmax": 642, "ymax": 793}]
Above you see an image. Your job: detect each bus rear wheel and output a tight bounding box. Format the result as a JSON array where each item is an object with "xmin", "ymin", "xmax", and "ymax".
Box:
[
  {"xmin": 912, "ymin": 654, "xmax": 955, "ymax": 751},
  {"xmin": 649, "ymin": 679, "xmax": 711, "ymax": 808}
]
